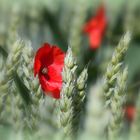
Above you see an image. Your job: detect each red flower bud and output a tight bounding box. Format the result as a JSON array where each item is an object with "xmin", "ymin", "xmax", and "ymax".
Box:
[{"xmin": 124, "ymin": 105, "xmax": 136, "ymax": 122}]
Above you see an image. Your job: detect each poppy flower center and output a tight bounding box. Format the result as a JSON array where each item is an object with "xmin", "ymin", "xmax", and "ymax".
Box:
[{"xmin": 42, "ymin": 68, "xmax": 48, "ymax": 74}]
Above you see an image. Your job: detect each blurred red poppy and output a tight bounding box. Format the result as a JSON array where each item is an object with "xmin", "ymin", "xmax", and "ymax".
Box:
[
  {"xmin": 83, "ymin": 5, "xmax": 107, "ymax": 49},
  {"xmin": 124, "ymin": 105, "xmax": 136, "ymax": 122},
  {"xmin": 34, "ymin": 43, "xmax": 65, "ymax": 99}
]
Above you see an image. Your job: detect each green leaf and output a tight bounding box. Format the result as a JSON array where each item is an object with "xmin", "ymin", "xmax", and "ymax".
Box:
[
  {"xmin": 14, "ymin": 72, "xmax": 31, "ymax": 105},
  {"xmin": 0, "ymin": 46, "xmax": 8, "ymax": 58}
]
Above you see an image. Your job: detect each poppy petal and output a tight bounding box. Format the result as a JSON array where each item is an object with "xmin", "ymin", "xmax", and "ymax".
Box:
[
  {"xmin": 34, "ymin": 43, "xmax": 65, "ymax": 99},
  {"xmin": 83, "ymin": 5, "xmax": 107, "ymax": 49},
  {"xmin": 34, "ymin": 43, "xmax": 52, "ymax": 76}
]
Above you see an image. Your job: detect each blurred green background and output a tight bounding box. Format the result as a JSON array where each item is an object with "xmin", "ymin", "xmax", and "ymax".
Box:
[{"xmin": 0, "ymin": 0, "xmax": 140, "ymax": 139}]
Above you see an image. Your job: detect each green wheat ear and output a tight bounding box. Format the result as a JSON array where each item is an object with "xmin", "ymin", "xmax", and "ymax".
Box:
[
  {"xmin": 58, "ymin": 47, "xmax": 77, "ymax": 138},
  {"xmin": 0, "ymin": 39, "xmax": 25, "ymax": 99},
  {"xmin": 103, "ymin": 32, "xmax": 131, "ymax": 140},
  {"xmin": 104, "ymin": 32, "xmax": 131, "ymax": 108},
  {"xmin": 108, "ymin": 67, "xmax": 128, "ymax": 140},
  {"xmin": 58, "ymin": 46, "xmax": 88, "ymax": 140},
  {"xmin": 0, "ymin": 39, "xmax": 25, "ymax": 128},
  {"xmin": 72, "ymin": 67, "xmax": 88, "ymax": 136}
]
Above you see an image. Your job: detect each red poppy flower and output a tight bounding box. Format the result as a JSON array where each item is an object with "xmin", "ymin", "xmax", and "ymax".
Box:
[
  {"xmin": 34, "ymin": 43, "xmax": 65, "ymax": 99},
  {"xmin": 124, "ymin": 105, "xmax": 136, "ymax": 122},
  {"xmin": 83, "ymin": 5, "xmax": 107, "ymax": 49}
]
